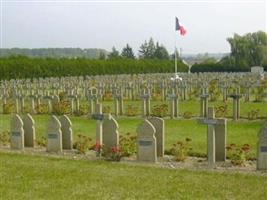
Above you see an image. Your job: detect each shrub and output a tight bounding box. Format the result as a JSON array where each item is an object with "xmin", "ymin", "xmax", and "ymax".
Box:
[
  {"xmin": 254, "ymin": 86, "xmax": 265, "ymax": 102},
  {"xmin": 36, "ymin": 104, "xmax": 49, "ymax": 114},
  {"xmin": 0, "ymin": 131, "xmax": 10, "ymax": 145},
  {"xmin": 215, "ymin": 104, "xmax": 228, "ymax": 118},
  {"xmin": 103, "ymin": 91, "xmax": 113, "ymax": 101},
  {"xmin": 103, "ymin": 146, "xmax": 122, "ymax": 161},
  {"xmin": 52, "ymin": 101, "xmax": 71, "ymax": 115},
  {"xmin": 125, "ymin": 105, "xmax": 138, "ymax": 116},
  {"xmin": 103, "ymin": 106, "xmax": 111, "ymax": 114},
  {"xmin": 183, "ymin": 111, "xmax": 193, "ymax": 119},
  {"xmin": 188, "ymin": 89, "xmax": 199, "ymax": 101},
  {"xmin": 73, "ymin": 134, "xmax": 93, "ymax": 154},
  {"xmin": 247, "ymin": 109, "xmax": 259, "ymax": 120},
  {"xmin": 58, "ymin": 92, "xmax": 67, "ymax": 101},
  {"xmin": 226, "ymin": 143, "xmax": 252, "ymax": 166},
  {"xmin": 73, "ymin": 104, "xmax": 89, "ymax": 116},
  {"xmin": 36, "ymin": 136, "xmax": 47, "ymax": 147},
  {"xmin": 3, "ymin": 102, "xmax": 15, "ymax": 114},
  {"xmin": 151, "ymin": 104, "xmax": 168, "ymax": 117},
  {"xmin": 119, "ymin": 133, "xmax": 137, "ymax": 157},
  {"xmin": 170, "ymin": 138, "xmax": 192, "ymax": 161}
]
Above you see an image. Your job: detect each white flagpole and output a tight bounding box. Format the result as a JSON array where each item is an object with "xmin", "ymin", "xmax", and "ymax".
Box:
[
  {"xmin": 171, "ymin": 17, "xmax": 182, "ymax": 81},
  {"xmin": 174, "ymin": 17, "xmax": 177, "ymax": 75},
  {"xmin": 175, "ymin": 47, "xmax": 177, "ymax": 75}
]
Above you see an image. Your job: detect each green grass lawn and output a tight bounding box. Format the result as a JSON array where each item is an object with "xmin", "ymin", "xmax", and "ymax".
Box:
[
  {"xmin": 0, "ymin": 152, "xmax": 267, "ymax": 199},
  {"xmin": 0, "ymin": 114, "xmax": 264, "ymax": 156}
]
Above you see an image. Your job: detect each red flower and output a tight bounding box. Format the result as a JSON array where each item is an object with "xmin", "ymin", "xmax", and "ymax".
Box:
[
  {"xmin": 95, "ymin": 141, "xmax": 103, "ymax": 151},
  {"xmin": 111, "ymin": 146, "xmax": 120, "ymax": 153}
]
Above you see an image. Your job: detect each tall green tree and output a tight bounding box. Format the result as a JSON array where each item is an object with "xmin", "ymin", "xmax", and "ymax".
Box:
[
  {"xmin": 139, "ymin": 40, "xmax": 149, "ymax": 59},
  {"xmin": 108, "ymin": 47, "xmax": 120, "ymax": 59},
  {"xmin": 154, "ymin": 42, "xmax": 169, "ymax": 60},
  {"xmin": 226, "ymin": 31, "xmax": 267, "ymax": 67},
  {"xmin": 121, "ymin": 44, "xmax": 135, "ymax": 59},
  {"xmin": 139, "ymin": 38, "xmax": 156, "ymax": 59}
]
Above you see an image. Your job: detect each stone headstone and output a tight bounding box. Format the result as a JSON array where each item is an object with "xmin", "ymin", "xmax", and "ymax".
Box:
[
  {"xmin": 10, "ymin": 114, "xmax": 24, "ymax": 150},
  {"xmin": 103, "ymin": 116, "xmax": 119, "ymax": 150},
  {"xmin": 199, "ymin": 107, "xmax": 227, "ymax": 166},
  {"xmin": 23, "ymin": 113, "xmax": 35, "ymax": 147},
  {"xmin": 137, "ymin": 119, "xmax": 157, "ymax": 162},
  {"xmin": 214, "ymin": 118, "xmax": 227, "ymax": 161},
  {"xmin": 207, "ymin": 107, "xmax": 216, "ymax": 167},
  {"xmin": 228, "ymin": 88, "xmax": 242, "ymax": 121},
  {"xmin": 147, "ymin": 117, "xmax": 165, "ymax": 157},
  {"xmin": 47, "ymin": 115, "xmax": 62, "ymax": 152},
  {"xmin": 92, "ymin": 103, "xmax": 112, "ymax": 152},
  {"xmin": 59, "ymin": 115, "xmax": 73, "ymax": 150},
  {"xmin": 257, "ymin": 122, "xmax": 267, "ymax": 170}
]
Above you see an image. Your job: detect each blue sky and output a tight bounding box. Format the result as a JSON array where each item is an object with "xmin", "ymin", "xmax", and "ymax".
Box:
[{"xmin": 1, "ymin": 0, "xmax": 266, "ymax": 54}]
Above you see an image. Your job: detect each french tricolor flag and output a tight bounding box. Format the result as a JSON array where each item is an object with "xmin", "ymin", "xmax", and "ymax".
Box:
[{"xmin": 175, "ymin": 17, "xmax": 187, "ymax": 36}]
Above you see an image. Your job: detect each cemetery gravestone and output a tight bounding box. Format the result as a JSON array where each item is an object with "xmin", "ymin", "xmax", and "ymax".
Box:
[
  {"xmin": 47, "ymin": 115, "xmax": 62, "ymax": 152},
  {"xmin": 140, "ymin": 89, "xmax": 151, "ymax": 117},
  {"xmin": 147, "ymin": 117, "xmax": 165, "ymax": 157},
  {"xmin": 168, "ymin": 89, "xmax": 179, "ymax": 119},
  {"xmin": 88, "ymin": 87, "xmax": 99, "ymax": 114},
  {"xmin": 59, "ymin": 115, "xmax": 73, "ymax": 150},
  {"xmin": 29, "ymin": 95, "xmax": 36, "ymax": 114},
  {"xmin": 113, "ymin": 88, "xmax": 124, "ymax": 116},
  {"xmin": 137, "ymin": 119, "xmax": 157, "ymax": 162},
  {"xmin": 103, "ymin": 116, "xmax": 119, "ymax": 150},
  {"xmin": 257, "ymin": 122, "xmax": 267, "ymax": 170},
  {"xmin": 200, "ymin": 88, "xmax": 209, "ymax": 118},
  {"xmin": 91, "ymin": 103, "xmax": 112, "ymax": 149},
  {"xmin": 10, "ymin": 114, "xmax": 24, "ymax": 150},
  {"xmin": 199, "ymin": 107, "xmax": 227, "ymax": 166},
  {"xmin": 228, "ymin": 88, "xmax": 242, "ymax": 121},
  {"xmin": 51, "ymin": 95, "xmax": 60, "ymax": 112},
  {"xmin": 23, "ymin": 113, "xmax": 35, "ymax": 147}
]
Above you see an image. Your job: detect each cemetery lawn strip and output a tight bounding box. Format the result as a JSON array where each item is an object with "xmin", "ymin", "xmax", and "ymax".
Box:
[{"xmin": 0, "ymin": 152, "xmax": 267, "ymax": 200}]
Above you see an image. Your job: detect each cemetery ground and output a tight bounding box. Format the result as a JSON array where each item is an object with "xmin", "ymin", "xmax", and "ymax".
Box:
[
  {"xmin": 1, "ymin": 78, "xmax": 267, "ymax": 198},
  {"xmin": 0, "ymin": 152, "xmax": 267, "ymax": 200}
]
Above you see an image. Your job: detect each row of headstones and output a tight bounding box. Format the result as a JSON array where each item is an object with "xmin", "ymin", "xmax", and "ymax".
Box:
[
  {"xmin": 2, "ymin": 95, "xmax": 61, "ymax": 114},
  {"xmin": 1, "ymin": 72, "xmax": 264, "ymax": 102},
  {"xmin": 3, "ymin": 89, "xmax": 242, "ymax": 121},
  {"xmin": 1, "ymin": 71, "xmax": 262, "ymax": 90},
  {"xmin": 1, "ymin": 81, "xmax": 263, "ymax": 103},
  {"xmin": 10, "ymin": 110, "xmax": 165, "ymax": 162},
  {"xmin": 8, "ymin": 109, "xmax": 267, "ymax": 170},
  {"xmin": 10, "ymin": 114, "xmax": 73, "ymax": 152},
  {"xmin": 11, "ymin": 109, "xmax": 164, "ymax": 161}
]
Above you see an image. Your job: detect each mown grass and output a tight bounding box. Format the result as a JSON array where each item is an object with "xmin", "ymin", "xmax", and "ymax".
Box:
[
  {"xmin": 0, "ymin": 152, "xmax": 267, "ymax": 199},
  {"xmin": 0, "ymin": 114, "xmax": 263, "ymax": 156}
]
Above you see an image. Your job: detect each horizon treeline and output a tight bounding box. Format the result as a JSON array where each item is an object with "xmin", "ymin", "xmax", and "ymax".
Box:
[{"xmin": 0, "ymin": 57, "xmax": 188, "ymax": 80}]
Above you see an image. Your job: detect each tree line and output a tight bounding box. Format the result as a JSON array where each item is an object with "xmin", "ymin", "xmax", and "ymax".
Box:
[
  {"xmin": 0, "ymin": 56, "xmax": 188, "ymax": 80},
  {"xmin": 0, "ymin": 48, "xmax": 108, "ymax": 59},
  {"xmin": 191, "ymin": 31, "xmax": 267, "ymax": 72},
  {"xmin": 102, "ymin": 38, "xmax": 171, "ymax": 60}
]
